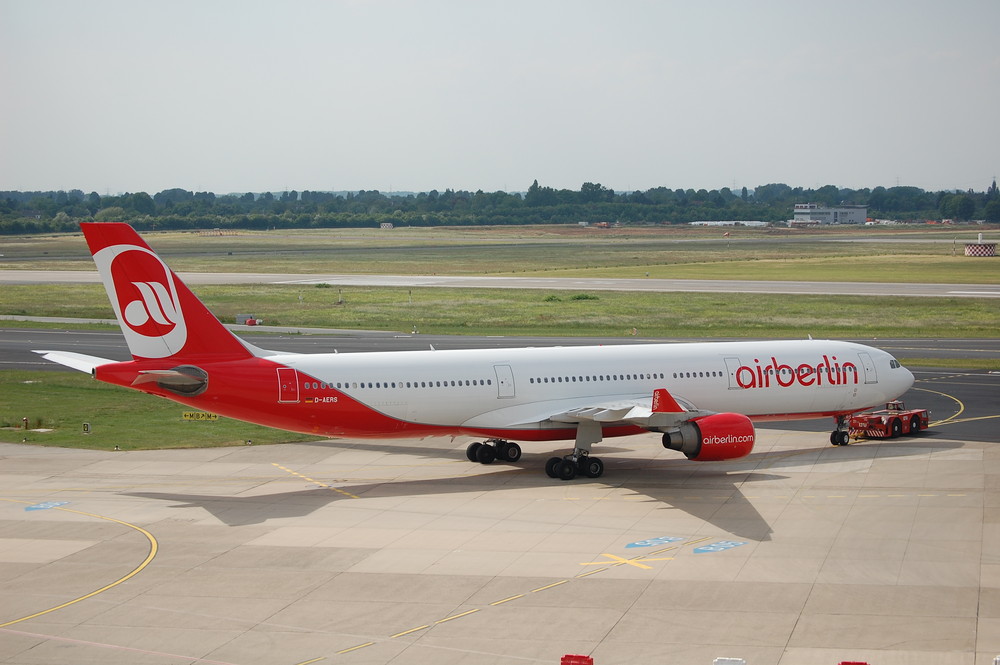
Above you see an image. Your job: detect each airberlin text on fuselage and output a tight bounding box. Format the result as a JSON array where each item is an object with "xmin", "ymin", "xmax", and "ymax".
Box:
[{"xmin": 735, "ymin": 356, "xmax": 859, "ymax": 389}]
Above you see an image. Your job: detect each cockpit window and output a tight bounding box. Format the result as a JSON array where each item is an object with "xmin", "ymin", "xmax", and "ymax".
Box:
[{"xmin": 889, "ymin": 359, "xmax": 901, "ymax": 369}]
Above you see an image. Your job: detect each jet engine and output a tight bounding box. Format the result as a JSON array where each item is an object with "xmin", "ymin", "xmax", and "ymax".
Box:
[{"xmin": 661, "ymin": 412, "xmax": 755, "ymax": 461}]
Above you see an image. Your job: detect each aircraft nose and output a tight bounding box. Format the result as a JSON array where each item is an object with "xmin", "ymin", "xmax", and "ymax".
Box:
[{"xmin": 899, "ymin": 364, "xmax": 915, "ymax": 393}]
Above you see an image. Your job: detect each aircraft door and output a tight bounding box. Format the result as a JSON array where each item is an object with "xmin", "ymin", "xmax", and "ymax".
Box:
[
  {"xmin": 276, "ymin": 367, "xmax": 300, "ymax": 403},
  {"xmin": 723, "ymin": 357, "xmax": 743, "ymax": 389},
  {"xmin": 494, "ymin": 364, "xmax": 515, "ymax": 399},
  {"xmin": 857, "ymin": 352, "xmax": 878, "ymax": 384}
]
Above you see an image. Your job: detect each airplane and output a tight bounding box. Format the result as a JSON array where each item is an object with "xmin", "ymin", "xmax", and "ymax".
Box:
[{"xmin": 37, "ymin": 222, "xmax": 915, "ymax": 480}]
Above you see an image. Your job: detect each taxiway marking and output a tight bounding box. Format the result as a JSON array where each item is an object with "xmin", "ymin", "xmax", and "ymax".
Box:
[
  {"xmin": 913, "ymin": 386, "xmax": 965, "ymax": 427},
  {"xmin": 580, "ymin": 553, "xmax": 675, "ymax": 570},
  {"xmin": 328, "ymin": 535, "xmax": 714, "ymax": 658},
  {"xmin": 272, "ymin": 463, "xmax": 360, "ymax": 499},
  {"xmin": 0, "ymin": 499, "xmax": 158, "ymax": 629}
]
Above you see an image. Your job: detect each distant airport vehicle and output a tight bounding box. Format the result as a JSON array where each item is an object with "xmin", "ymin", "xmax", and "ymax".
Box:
[
  {"xmin": 37, "ymin": 223, "xmax": 915, "ymax": 479},
  {"xmin": 848, "ymin": 400, "xmax": 929, "ymax": 441}
]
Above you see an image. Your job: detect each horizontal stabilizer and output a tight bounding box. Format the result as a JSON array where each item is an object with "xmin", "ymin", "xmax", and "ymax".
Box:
[{"xmin": 33, "ymin": 350, "xmax": 116, "ymax": 374}]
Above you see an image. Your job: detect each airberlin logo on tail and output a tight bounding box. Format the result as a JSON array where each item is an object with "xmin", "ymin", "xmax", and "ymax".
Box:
[
  {"xmin": 735, "ymin": 356, "xmax": 859, "ymax": 389},
  {"xmin": 124, "ymin": 281, "xmax": 180, "ymax": 331},
  {"xmin": 92, "ymin": 244, "xmax": 188, "ymax": 359}
]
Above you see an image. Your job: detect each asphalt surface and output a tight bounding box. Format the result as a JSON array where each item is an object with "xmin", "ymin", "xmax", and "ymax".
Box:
[{"xmin": 3, "ymin": 324, "xmax": 1000, "ymax": 366}]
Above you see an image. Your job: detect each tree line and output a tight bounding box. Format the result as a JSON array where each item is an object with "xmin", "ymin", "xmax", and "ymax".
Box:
[{"xmin": 1, "ymin": 179, "xmax": 998, "ymax": 235}]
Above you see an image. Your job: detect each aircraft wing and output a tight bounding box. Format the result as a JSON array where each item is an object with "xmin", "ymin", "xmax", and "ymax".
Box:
[
  {"xmin": 462, "ymin": 388, "xmax": 714, "ymax": 432},
  {"xmin": 548, "ymin": 389, "xmax": 716, "ymax": 431},
  {"xmin": 33, "ymin": 350, "xmax": 116, "ymax": 374}
]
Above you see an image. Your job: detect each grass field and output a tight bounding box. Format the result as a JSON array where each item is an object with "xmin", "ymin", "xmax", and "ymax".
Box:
[
  {"xmin": 0, "ymin": 371, "xmax": 314, "ymax": 449},
  {"xmin": 3, "ymin": 224, "xmax": 999, "ymax": 282},
  {"xmin": 2, "ymin": 282, "xmax": 998, "ymax": 338}
]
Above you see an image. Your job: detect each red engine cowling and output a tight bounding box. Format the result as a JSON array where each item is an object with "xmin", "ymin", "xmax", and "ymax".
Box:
[{"xmin": 661, "ymin": 412, "xmax": 755, "ymax": 461}]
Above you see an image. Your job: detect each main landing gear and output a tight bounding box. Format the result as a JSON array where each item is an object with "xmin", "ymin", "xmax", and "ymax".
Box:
[
  {"xmin": 830, "ymin": 414, "xmax": 851, "ymax": 446},
  {"xmin": 544, "ymin": 421, "xmax": 605, "ymax": 480},
  {"xmin": 466, "ymin": 422, "xmax": 606, "ymax": 481},
  {"xmin": 545, "ymin": 454, "xmax": 604, "ymax": 480},
  {"xmin": 466, "ymin": 439, "xmax": 522, "ymax": 464}
]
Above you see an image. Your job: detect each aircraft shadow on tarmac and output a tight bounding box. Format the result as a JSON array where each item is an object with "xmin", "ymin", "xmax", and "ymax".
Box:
[
  {"xmin": 125, "ymin": 473, "xmax": 783, "ymax": 541},
  {"xmin": 126, "ymin": 432, "xmax": 961, "ymax": 542}
]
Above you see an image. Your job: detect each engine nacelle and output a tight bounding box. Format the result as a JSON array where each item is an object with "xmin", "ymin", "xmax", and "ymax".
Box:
[{"xmin": 661, "ymin": 412, "xmax": 755, "ymax": 461}]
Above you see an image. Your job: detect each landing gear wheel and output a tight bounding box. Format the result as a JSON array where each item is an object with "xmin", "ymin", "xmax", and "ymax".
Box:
[
  {"xmin": 555, "ymin": 459, "xmax": 577, "ymax": 481},
  {"xmin": 545, "ymin": 456, "xmax": 562, "ymax": 478},
  {"xmin": 830, "ymin": 431, "xmax": 850, "ymax": 446},
  {"xmin": 475, "ymin": 444, "xmax": 496, "ymax": 464},
  {"xmin": 579, "ymin": 456, "xmax": 604, "ymax": 478},
  {"xmin": 466, "ymin": 442, "xmax": 482, "ymax": 462},
  {"xmin": 499, "ymin": 442, "xmax": 522, "ymax": 462}
]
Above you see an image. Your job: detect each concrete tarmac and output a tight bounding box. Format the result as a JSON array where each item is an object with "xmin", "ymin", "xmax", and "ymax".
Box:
[{"xmin": 1, "ymin": 370, "xmax": 998, "ymax": 665}]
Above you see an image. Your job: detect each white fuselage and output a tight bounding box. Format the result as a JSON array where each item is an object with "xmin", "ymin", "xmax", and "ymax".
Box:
[{"xmin": 273, "ymin": 339, "xmax": 913, "ymax": 434}]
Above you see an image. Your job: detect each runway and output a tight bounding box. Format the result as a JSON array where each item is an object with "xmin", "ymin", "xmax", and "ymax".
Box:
[
  {"xmin": 2, "ymin": 268, "xmax": 999, "ymax": 298},
  {"xmin": 1, "ymin": 331, "xmax": 999, "ymax": 664}
]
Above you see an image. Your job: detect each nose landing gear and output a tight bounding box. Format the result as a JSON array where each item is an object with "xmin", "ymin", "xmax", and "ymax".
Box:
[{"xmin": 830, "ymin": 414, "xmax": 851, "ymax": 446}]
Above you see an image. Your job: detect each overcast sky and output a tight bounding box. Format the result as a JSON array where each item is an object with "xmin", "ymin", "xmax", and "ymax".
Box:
[{"xmin": 2, "ymin": 0, "xmax": 998, "ymax": 195}]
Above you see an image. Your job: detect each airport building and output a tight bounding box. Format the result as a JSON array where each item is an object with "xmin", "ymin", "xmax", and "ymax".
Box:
[{"xmin": 792, "ymin": 203, "xmax": 868, "ymax": 225}]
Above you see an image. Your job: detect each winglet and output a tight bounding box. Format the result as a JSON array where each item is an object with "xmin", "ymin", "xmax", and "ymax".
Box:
[{"xmin": 652, "ymin": 388, "xmax": 684, "ymax": 413}]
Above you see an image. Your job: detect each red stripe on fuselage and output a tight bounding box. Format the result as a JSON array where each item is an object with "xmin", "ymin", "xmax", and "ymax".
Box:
[{"xmin": 95, "ymin": 357, "xmax": 647, "ymax": 442}]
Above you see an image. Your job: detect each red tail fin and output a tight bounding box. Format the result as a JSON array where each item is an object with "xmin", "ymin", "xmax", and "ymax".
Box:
[{"xmin": 81, "ymin": 222, "xmax": 254, "ymax": 361}]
